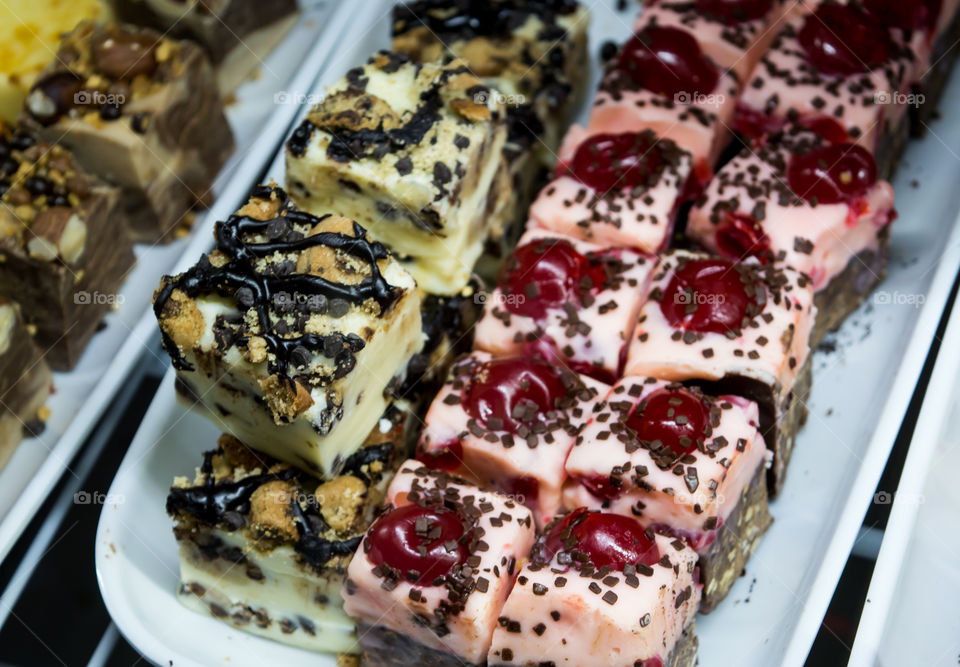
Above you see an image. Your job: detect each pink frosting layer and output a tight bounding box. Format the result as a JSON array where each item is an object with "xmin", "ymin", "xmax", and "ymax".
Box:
[
  {"xmin": 563, "ymin": 378, "xmax": 767, "ymax": 540},
  {"xmin": 474, "ymin": 229, "xmax": 654, "ymax": 382},
  {"xmin": 624, "ymin": 250, "xmax": 815, "ymax": 395},
  {"xmin": 418, "ymin": 350, "xmax": 608, "ymax": 528},
  {"xmin": 688, "ymin": 126, "xmax": 896, "ymax": 290},
  {"xmin": 343, "ymin": 461, "xmax": 536, "ymax": 664},
  {"xmin": 488, "ymin": 532, "xmax": 700, "ymax": 666}
]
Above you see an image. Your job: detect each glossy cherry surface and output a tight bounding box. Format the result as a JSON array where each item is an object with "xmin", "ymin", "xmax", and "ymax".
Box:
[
  {"xmin": 658, "ymin": 258, "xmax": 759, "ymax": 334},
  {"xmin": 543, "ymin": 508, "xmax": 660, "ymax": 570},
  {"xmin": 462, "ymin": 358, "xmax": 566, "ymax": 433},
  {"xmin": 715, "ymin": 211, "xmax": 770, "ymax": 261},
  {"xmin": 568, "ymin": 132, "xmax": 664, "ymax": 195},
  {"xmin": 797, "ymin": 3, "xmax": 892, "ymax": 75},
  {"xmin": 864, "ymin": 0, "xmax": 939, "ymax": 31},
  {"xmin": 787, "ymin": 142, "xmax": 878, "ymax": 205},
  {"xmin": 618, "ymin": 26, "xmax": 719, "ymax": 98},
  {"xmin": 696, "ymin": 0, "xmax": 772, "ymax": 23},
  {"xmin": 416, "ymin": 439, "xmax": 463, "ymax": 471},
  {"xmin": 366, "ymin": 503, "xmax": 468, "ymax": 585},
  {"xmin": 626, "ymin": 387, "xmax": 709, "ymax": 458}
]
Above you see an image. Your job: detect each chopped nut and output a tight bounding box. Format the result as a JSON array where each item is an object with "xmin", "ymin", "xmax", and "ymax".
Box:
[
  {"xmin": 451, "ymin": 97, "xmax": 491, "ymax": 122},
  {"xmin": 245, "ymin": 335, "xmax": 268, "ymax": 363},
  {"xmin": 27, "ymin": 207, "xmax": 86, "ymax": 263}
]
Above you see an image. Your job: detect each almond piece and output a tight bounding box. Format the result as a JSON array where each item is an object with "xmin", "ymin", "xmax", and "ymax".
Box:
[{"xmin": 27, "ymin": 206, "xmax": 86, "ymax": 264}]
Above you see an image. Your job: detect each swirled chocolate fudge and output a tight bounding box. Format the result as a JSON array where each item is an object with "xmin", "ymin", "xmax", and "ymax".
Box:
[
  {"xmin": 21, "ymin": 21, "xmax": 234, "ymax": 243},
  {"xmin": 285, "ymin": 52, "xmax": 508, "ymax": 294},
  {"xmin": 153, "ymin": 185, "xmax": 423, "ymax": 478}
]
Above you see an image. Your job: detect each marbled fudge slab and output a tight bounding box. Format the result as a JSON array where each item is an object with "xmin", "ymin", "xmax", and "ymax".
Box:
[
  {"xmin": 153, "ymin": 185, "xmax": 423, "ymax": 478},
  {"xmin": 110, "ymin": 0, "xmax": 299, "ymax": 92},
  {"xmin": 735, "ymin": 0, "xmax": 915, "ymax": 178},
  {"xmin": 0, "ymin": 299, "xmax": 52, "ymax": 471},
  {"xmin": 489, "ymin": 510, "xmax": 700, "ymax": 667},
  {"xmin": 564, "ymin": 378, "xmax": 771, "ymax": 610},
  {"xmin": 529, "ymin": 130, "xmax": 692, "ymax": 251},
  {"xmin": 168, "ymin": 410, "xmax": 406, "ymax": 654},
  {"xmin": 343, "ymin": 461, "xmax": 537, "ymax": 666},
  {"xmin": 688, "ymin": 124, "xmax": 895, "ymax": 341},
  {"xmin": 624, "ymin": 250, "xmax": 815, "ymax": 495},
  {"xmin": 474, "ymin": 229, "xmax": 654, "ymax": 383},
  {"xmin": 565, "ymin": 24, "xmax": 739, "ymax": 171},
  {"xmin": 0, "ymin": 123, "xmax": 135, "ymax": 369},
  {"xmin": 416, "ymin": 350, "xmax": 605, "ymax": 527},
  {"xmin": 286, "ymin": 52, "xmax": 508, "ymax": 294},
  {"xmin": 21, "ymin": 21, "xmax": 234, "ymax": 243}
]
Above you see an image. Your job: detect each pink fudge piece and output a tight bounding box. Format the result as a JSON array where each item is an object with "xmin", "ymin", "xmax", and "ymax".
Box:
[
  {"xmin": 528, "ymin": 130, "xmax": 692, "ymax": 251},
  {"xmin": 343, "ymin": 461, "xmax": 536, "ymax": 665},
  {"xmin": 688, "ymin": 124, "xmax": 896, "ymax": 291},
  {"xmin": 563, "ymin": 378, "xmax": 767, "ymax": 549},
  {"xmin": 417, "ymin": 350, "xmax": 607, "ymax": 528},
  {"xmin": 474, "ymin": 229, "xmax": 654, "ymax": 383},
  {"xmin": 488, "ymin": 512, "xmax": 700, "ymax": 667},
  {"xmin": 735, "ymin": 0, "xmax": 916, "ymax": 158}
]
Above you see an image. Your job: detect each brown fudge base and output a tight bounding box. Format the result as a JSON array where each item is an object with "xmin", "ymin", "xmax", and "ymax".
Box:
[
  {"xmin": 811, "ymin": 230, "xmax": 890, "ymax": 347},
  {"xmin": 912, "ymin": 9, "xmax": 960, "ymax": 134},
  {"xmin": 357, "ymin": 623, "xmax": 484, "ymax": 667},
  {"xmin": 699, "ymin": 465, "xmax": 772, "ymax": 612},
  {"xmin": 0, "ymin": 312, "xmax": 52, "ymax": 469},
  {"xmin": 874, "ymin": 111, "xmax": 911, "ymax": 182}
]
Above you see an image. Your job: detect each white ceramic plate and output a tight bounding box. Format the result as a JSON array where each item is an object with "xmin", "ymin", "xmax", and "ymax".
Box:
[
  {"xmin": 0, "ymin": 0, "xmax": 345, "ymax": 564},
  {"xmin": 97, "ymin": 0, "xmax": 960, "ymax": 665}
]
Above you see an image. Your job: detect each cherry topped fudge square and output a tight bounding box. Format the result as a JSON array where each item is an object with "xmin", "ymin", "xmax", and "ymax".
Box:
[
  {"xmin": 474, "ymin": 228, "xmax": 654, "ymax": 384},
  {"xmin": 564, "ymin": 378, "xmax": 771, "ymax": 610},
  {"xmin": 416, "ymin": 350, "xmax": 606, "ymax": 528},
  {"xmin": 153, "ymin": 185, "xmax": 422, "ymax": 479},
  {"xmin": 624, "ymin": 250, "xmax": 815, "ymax": 495},
  {"xmin": 489, "ymin": 509, "xmax": 700, "ymax": 667},
  {"xmin": 688, "ymin": 123, "xmax": 895, "ymax": 342},
  {"xmin": 528, "ymin": 130, "xmax": 693, "ymax": 252},
  {"xmin": 343, "ymin": 461, "xmax": 537, "ymax": 667}
]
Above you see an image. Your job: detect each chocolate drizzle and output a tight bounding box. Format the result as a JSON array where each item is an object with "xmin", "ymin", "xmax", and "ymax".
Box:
[{"xmin": 392, "ymin": 0, "xmax": 579, "ymax": 41}]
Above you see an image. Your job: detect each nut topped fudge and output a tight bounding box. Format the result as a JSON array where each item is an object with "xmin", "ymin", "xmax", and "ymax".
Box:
[
  {"xmin": 285, "ymin": 51, "xmax": 508, "ymax": 294},
  {"xmin": 529, "ymin": 130, "xmax": 693, "ymax": 251},
  {"xmin": 688, "ymin": 124, "xmax": 895, "ymax": 341},
  {"xmin": 168, "ymin": 410, "xmax": 406, "ymax": 653},
  {"xmin": 489, "ymin": 509, "xmax": 700, "ymax": 667},
  {"xmin": 21, "ymin": 21, "xmax": 234, "ymax": 243},
  {"xmin": 735, "ymin": 0, "xmax": 916, "ymax": 178},
  {"xmin": 0, "ymin": 299, "xmax": 52, "ymax": 471},
  {"xmin": 624, "ymin": 250, "xmax": 815, "ymax": 495},
  {"xmin": 0, "ymin": 122, "xmax": 135, "ymax": 369},
  {"xmin": 474, "ymin": 229, "xmax": 654, "ymax": 383},
  {"xmin": 416, "ymin": 350, "xmax": 606, "ymax": 527},
  {"xmin": 153, "ymin": 185, "xmax": 423, "ymax": 478},
  {"xmin": 343, "ymin": 461, "xmax": 537, "ymax": 666},
  {"xmin": 564, "ymin": 378, "xmax": 771, "ymax": 610}
]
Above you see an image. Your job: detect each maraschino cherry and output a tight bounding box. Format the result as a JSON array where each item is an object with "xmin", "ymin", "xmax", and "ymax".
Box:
[
  {"xmin": 366, "ymin": 503, "xmax": 469, "ymax": 585},
  {"xmin": 617, "ymin": 26, "xmax": 719, "ymax": 98},
  {"xmin": 416, "ymin": 439, "xmax": 463, "ymax": 471},
  {"xmin": 567, "ymin": 132, "xmax": 664, "ymax": 195},
  {"xmin": 542, "ymin": 508, "xmax": 660, "ymax": 570},
  {"xmin": 787, "ymin": 142, "xmax": 878, "ymax": 205},
  {"xmin": 696, "ymin": 0, "xmax": 772, "ymax": 24},
  {"xmin": 864, "ymin": 0, "xmax": 939, "ymax": 31},
  {"xmin": 462, "ymin": 357, "xmax": 566, "ymax": 433},
  {"xmin": 627, "ymin": 387, "xmax": 710, "ymax": 458},
  {"xmin": 715, "ymin": 211, "xmax": 770, "ymax": 262},
  {"xmin": 658, "ymin": 258, "xmax": 760, "ymax": 335},
  {"xmin": 797, "ymin": 3, "xmax": 892, "ymax": 75}
]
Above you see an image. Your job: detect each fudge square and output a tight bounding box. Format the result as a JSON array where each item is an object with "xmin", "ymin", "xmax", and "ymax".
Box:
[
  {"xmin": 21, "ymin": 21, "xmax": 234, "ymax": 243},
  {"xmin": 0, "ymin": 122, "xmax": 135, "ymax": 369},
  {"xmin": 0, "ymin": 299, "xmax": 52, "ymax": 471},
  {"xmin": 167, "ymin": 409, "xmax": 406, "ymax": 654},
  {"xmin": 153, "ymin": 184, "xmax": 423, "ymax": 478},
  {"xmin": 624, "ymin": 250, "xmax": 815, "ymax": 496},
  {"xmin": 688, "ymin": 123, "xmax": 896, "ymax": 343},
  {"xmin": 343, "ymin": 461, "xmax": 537, "ymax": 666},
  {"xmin": 416, "ymin": 350, "xmax": 606, "ymax": 528},
  {"xmin": 489, "ymin": 509, "xmax": 700, "ymax": 667},
  {"xmin": 474, "ymin": 228, "xmax": 654, "ymax": 384},
  {"xmin": 286, "ymin": 51, "xmax": 508, "ymax": 294},
  {"xmin": 564, "ymin": 378, "xmax": 771, "ymax": 611},
  {"xmin": 528, "ymin": 130, "xmax": 693, "ymax": 252},
  {"xmin": 735, "ymin": 0, "xmax": 916, "ymax": 179}
]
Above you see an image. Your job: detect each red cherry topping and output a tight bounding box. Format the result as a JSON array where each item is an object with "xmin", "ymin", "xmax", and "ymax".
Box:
[
  {"xmin": 618, "ymin": 26, "xmax": 719, "ymax": 98},
  {"xmin": 366, "ymin": 503, "xmax": 469, "ymax": 585},
  {"xmin": 864, "ymin": 0, "xmax": 938, "ymax": 31},
  {"xmin": 715, "ymin": 211, "xmax": 770, "ymax": 262},
  {"xmin": 543, "ymin": 508, "xmax": 660, "ymax": 570},
  {"xmin": 733, "ymin": 103, "xmax": 785, "ymax": 140},
  {"xmin": 499, "ymin": 238, "xmax": 607, "ymax": 320},
  {"xmin": 580, "ymin": 474, "xmax": 624, "ymax": 501},
  {"xmin": 462, "ymin": 357, "xmax": 567, "ymax": 433},
  {"xmin": 416, "ymin": 439, "xmax": 463, "ymax": 471},
  {"xmin": 798, "ymin": 116, "xmax": 851, "ymax": 144},
  {"xmin": 787, "ymin": 142, "xmax": 878, "ymax": 205},
  {"xmin": 658, "ymin": 258, "xmax": 760, "ymax": 335},
  {"xmin": 797, "ymin": 3, "xmax": 892, "ymax": 76},
  {"xmin": 696, "ymin": 0, "xmax": 772, "ymax": 24},
  {"xmin": 568, "ymin": 132, "xmax": 664, "ymax": 195},
  {"xmin": 497, "ymin": 476, "xmax": 540, "ymax": 509},
  {"xmin": 626, "ymin": 387, "xmax": 710, "ymax": 458}
]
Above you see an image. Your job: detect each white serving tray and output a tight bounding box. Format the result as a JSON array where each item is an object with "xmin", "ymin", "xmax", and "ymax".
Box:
[
  {"xmin": 0, "ymin": 0, "xmax": 348, "ymax": 564},
  {"xmin": 847, "ymin": 285, "xmax": 960, "ymax": 665},
  {"xmin": 96, "ymin": 0, "xmax": 960, "ymax": 665}
]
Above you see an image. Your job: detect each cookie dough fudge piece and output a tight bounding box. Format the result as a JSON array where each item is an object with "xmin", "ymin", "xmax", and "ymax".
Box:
[
  {"xmin": 153, "ymin": 185, "xmax": 423, "ymax": 478},
  {"xmin": 285, "ymin": 52, "xmax": 508, "ymax": 294},
  {"xmin": 21, "ymin": 21, "xmax": 234, "ymax": 243}
]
